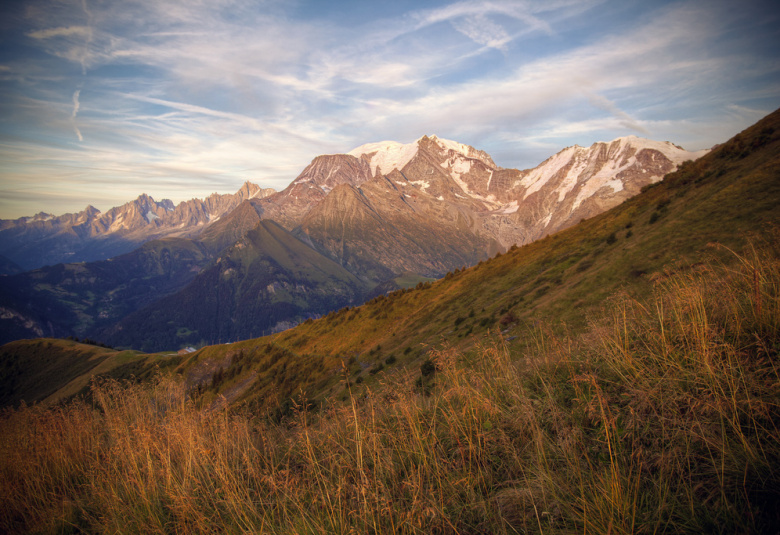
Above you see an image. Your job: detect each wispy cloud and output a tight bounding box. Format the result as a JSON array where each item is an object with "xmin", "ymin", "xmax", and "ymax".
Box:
[
  {"xmin": 27, "ymin": 25, "xmax": 91, "ymax": 40},
  {"xmin": 70, "ymin": 89, "xmax": 83, "ymax": 141},
  {"xmin": 0, "ymin": 0, "xmax": 778, "ymax": 218}
]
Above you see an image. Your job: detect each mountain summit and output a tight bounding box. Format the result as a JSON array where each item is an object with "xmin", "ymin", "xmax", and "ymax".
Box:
[{"xmin": 265, "ymin": 134, "xmax": 709, "ymax": 280}]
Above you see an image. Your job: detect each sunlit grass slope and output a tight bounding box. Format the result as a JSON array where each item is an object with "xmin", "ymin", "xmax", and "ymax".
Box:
[{"xmin": 2, "ymin": 240, "xmax": 778, "ymax": 533}]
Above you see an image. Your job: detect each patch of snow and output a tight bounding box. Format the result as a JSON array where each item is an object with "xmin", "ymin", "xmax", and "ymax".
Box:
[
  {"xmin": 428, "ymin": 135, "xmax": 495, "ymax": 168},
  {"xmin": 520, "ymin": 146, "xmax": 579, "ymax": 198},
  {"xmin": 348, "ymin": 140, "xmax": 419, "ymax": 175},
  {"xmin": 108, "ymin": 214, "xmax": 127, "ymax": 233},
  {"xmin": 499, "ymin": 201, "xmax": 519, "ymax": 214},
  {"xmin": 145, "ymin": 210, "xmax": 159, "ymax": 223},
  {"xmin": 605, "ymin": 179, "xmax": 624, "ymax": 193},
  {"xmin": 614, "ymin": 135, "xmax": 710, "ymax": 165},
  {"xmin": 450, "ymin": 156, "xmax": 472, "ymax": 176},
  {"xmin": 437, "ymin": 195, "xmax": 444, "ymax": 201},
  {"xmin": 410, "ymin": 180, "xmax": 431, "ymax": 190}
]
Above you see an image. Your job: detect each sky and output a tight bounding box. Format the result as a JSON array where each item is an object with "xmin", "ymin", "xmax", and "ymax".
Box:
[{"xmin": 0, "ymin": 0, "xmax": 778, "ymax": 219}]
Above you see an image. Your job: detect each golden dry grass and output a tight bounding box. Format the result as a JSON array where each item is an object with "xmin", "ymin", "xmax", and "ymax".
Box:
[{"xmin": 1, "ymin": 244, "xmax": 779, "ymax": 534}]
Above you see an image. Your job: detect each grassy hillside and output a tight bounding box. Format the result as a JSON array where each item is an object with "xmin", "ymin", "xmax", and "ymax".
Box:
[
  {"xmin": 0, "ymin": 338, "xmax": 183, "ymax": 407},
  {"xmin": 1, "ymin": 230, "xmax": 777, "ymax": 533}
]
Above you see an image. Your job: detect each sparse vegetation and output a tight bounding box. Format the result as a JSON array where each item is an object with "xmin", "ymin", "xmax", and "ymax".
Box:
[{"xmin": 2, "ymin": 245, "xmax": 779, "ymax": 533}]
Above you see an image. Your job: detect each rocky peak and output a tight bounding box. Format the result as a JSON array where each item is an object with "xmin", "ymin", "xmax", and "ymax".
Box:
[
  {"xmin": 236, "ymin": 181, "xmax": 262, "ymax": 200},
  {"xmin": 83, "ymin": 205, "xmax": 101, "ymax": 217},
  {"xmin": 291, "ymin": 154, "xmax": 372, "ymax": 193},
  {"xmin": 420, "ymin": 135, "xmax": 498, "ymax": 169}
]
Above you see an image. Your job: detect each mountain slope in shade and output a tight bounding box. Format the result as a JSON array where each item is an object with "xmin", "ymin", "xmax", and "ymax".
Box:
[
  {"xmin": 99, "ymin": 219, "xmax": 370, "ymax": 352},
  {"xmin": 0, "ymin": 238, "xmax": 211, "ymax": 345},
  {"xmin": 0, "ymin": 200, "xmax": 270, "ymax": 346},
  {"xmin": 0, "ymin": 254, "xmax": 23, "ymax": 276},
  {"xmin": 0, "ymin": 181, "xmax": 275, "ymax": 270}
]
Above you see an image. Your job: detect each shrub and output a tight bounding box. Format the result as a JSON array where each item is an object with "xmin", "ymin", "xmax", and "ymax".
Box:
[
  {"xmin": 420, "ymin": 358, "xmax": 436, "ymax": 377},
  {"xmin": 499, "ymin": 311, "xmax": 517, "ymax": 326}
]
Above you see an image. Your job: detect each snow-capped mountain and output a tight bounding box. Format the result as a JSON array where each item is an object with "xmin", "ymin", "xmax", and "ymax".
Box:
[
  {"xmin": 254, "ymin": 134, "xmax": 708, "ymax": 280},
  {"xmin": 349, "ymin": 134, "xmax": 707, "ymax": 231},
  {"xmin": 0, "ymin": 182, "xmax": 275, "ymax": 271},
  {"xmin": 0, "ymin": 131, "xmax": 713, "ymax": 349}
]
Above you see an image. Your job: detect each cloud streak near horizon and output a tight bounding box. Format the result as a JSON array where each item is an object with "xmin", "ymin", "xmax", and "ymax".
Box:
[{"xmin": 0, "ymin": 0, "xmax": 778, "ymax": 218}]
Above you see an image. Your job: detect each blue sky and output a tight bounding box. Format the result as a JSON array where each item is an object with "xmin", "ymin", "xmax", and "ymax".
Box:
[{"xmin": 0, "ymin": 0, "xmax": 778, "ymax": 218}]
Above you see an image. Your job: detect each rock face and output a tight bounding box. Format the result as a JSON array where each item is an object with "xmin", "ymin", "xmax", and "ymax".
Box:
[
  {"xmin": 257, "ymin": 154, "xmax": 373, "ymax": 229},
  {"xmin": 256, "ymin": 134, "xmax": 708, "ymax": 281},
  {"xmin": 0, "ymin": 182, "xmax": 275, "ymax": 270}
]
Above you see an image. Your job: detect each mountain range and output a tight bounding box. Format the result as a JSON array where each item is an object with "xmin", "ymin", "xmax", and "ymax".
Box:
[
  {"xmin": 0, "ymin": 182, "xmax": 275, "ymax": 271},
  {"xmin": 260, "ymin": 134, "xmax": 707, "ymax": 281},
  {"xmin": 0, "ymin": 134, "xmax": 708, "ymax": 351}
]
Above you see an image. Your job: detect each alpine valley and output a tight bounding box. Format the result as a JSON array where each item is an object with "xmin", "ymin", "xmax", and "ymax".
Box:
[
  {"xmin": 2, "ymin": 109, "xmax": 780, "ymax": 534},
  {"xmin": 1, "ymin": 133, "xmax": 708, "ymax": 350}
]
